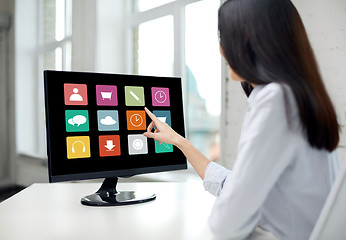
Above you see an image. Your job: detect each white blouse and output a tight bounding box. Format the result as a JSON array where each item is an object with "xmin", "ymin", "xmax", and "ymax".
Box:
[{"xmin": 203, "ymin": 83, "xmax": 331, "ymax": 240}]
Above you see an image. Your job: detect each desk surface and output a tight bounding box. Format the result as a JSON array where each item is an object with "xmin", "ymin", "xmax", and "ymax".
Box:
[{"xmin": 0, "ymin": 182, "xmax": 215, "ymax": 240}]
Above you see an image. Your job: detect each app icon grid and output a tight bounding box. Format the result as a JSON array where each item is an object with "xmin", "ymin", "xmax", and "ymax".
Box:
[{"xmin": 64, "ymin": 83, "xmax": 174, "ymax": 158}]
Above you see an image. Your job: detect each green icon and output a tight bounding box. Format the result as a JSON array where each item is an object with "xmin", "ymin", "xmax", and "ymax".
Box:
[
  {"xmin": 65, "ymin": 110, "xmax": 89, "ymax": 132},
  {"xmin": 155, "ymin": 141, "xmax": 173, "ymax": 153},
  {"xmin": 125, "ymin": 86, "xmax": 145, "ymax": 106}
]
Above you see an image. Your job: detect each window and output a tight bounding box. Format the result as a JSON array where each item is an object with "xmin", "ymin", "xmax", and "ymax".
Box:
[
  {"xmin": 40, "ymin": 0, "xmax": 72, "ymax": 71},
  {"xmin": 38, "ymin": 0, "xmax": 73, "ymax": 157},
  {"xmin": 135, "ymin": 15, "xmax": 174, "ymax": 76},
  {"xmin": 129, "ymin": 0, "xmax": 221, "ymax": 161},
  {"xmin": 15, "ymin": 0, "xmax": 72, "ymax": 158},
  {"xmin": 134, "ymin": 0, "xmax": 176, "ymax": 12}
]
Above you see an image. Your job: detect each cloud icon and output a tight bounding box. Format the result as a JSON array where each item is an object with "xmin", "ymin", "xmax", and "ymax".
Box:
[
  {"xmin": 68, "ymin": 115, "xmax": 87, "ymax": 126},
  {"xmin": 100, "ymin": 116, "xmax": 116, "ymax": 125}
]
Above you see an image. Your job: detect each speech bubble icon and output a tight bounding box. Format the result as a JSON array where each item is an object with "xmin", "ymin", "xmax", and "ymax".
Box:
[
  {"xmin": 68, "ymin": 115, "xmax": 87, "ymax": 126},
  {"xmin": 68, "ymin": 118, "xmax": 75, "ymax": 126}
]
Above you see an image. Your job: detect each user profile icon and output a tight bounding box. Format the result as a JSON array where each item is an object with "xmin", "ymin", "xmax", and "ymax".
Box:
[
  {"xmin": 64, "ymin": 83, "xmax": 88, "ymax": 105},
  {"xmin": 128, "ymin": 134, "xmax": 148, "ymax": 155}
]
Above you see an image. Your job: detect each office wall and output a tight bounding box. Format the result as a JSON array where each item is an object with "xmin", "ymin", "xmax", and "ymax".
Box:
[
  {"xmin": 295, "ymin": 0, "xmax": 346, "ymax": 161},
  {"xmin": 221, "ymin": 0, "xmax": 346, "ymax": 169}
]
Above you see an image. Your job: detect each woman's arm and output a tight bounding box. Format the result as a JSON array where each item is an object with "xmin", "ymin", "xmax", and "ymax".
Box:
[{"xmin": 143, "ymin": 107, "xmax": 211, "ymax": 179}]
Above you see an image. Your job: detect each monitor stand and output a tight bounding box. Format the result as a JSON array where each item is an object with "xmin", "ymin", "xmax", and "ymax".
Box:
[{"xmin": 81, "ymin": 177, "xmax": 156, "ymax": 206}]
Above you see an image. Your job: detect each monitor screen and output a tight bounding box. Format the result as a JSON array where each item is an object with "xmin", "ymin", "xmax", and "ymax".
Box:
[{"xmin": 44, "ymin": 70, "xmax": 187, "ymax": 183}]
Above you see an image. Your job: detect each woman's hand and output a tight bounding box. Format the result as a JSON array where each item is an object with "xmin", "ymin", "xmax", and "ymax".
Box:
[
  {"xmin": 144, "ymin": 107, "xmax": 211, "ymax": 180},
  {"xmin": 143, "ymin": 107, "xmax": 184, "ymax": 146}
]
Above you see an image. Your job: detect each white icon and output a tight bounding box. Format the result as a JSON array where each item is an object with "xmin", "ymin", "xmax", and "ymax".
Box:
[
  {"xmin": 133, "ymin": 139, "xmax": 143, "ymax": 150},
  {"xmin": 72, "ymin": 141, "xmax": 86, "ymax": 153},
  {"xmin": 161, "ymin": 143, "xmax": 171, "ymax": 150},
  {"xmin": 128, "ymin": 135, "xmax": 148, "ymax": 155},
  {"xmin": 105, "ymin": 140, "xmax": 115, "ymax": 151},
  {"xmin": 70, "ymin": 88, "xmax": 83, "ymax": 102},
  {"xmin": 130, "ymin": 114, "xmax": 143, "ymax": 127},
  {"xmin": 129, "ymin": 91, "xmax": 142, "ymax": 103},
  {"xmin": 101, "ymin": 91, "xmax": 112, "ymax": 100},
  {"xmin": 154, "ymin": 91, "xmax": 167, "ymax": 103},
  {"xmin": 157, "ymin": 117, "xmax": 167, "ymax": 123},
  {"xmin": 68, "ymin": 115, "xmax": 87, "ymax": 126},
  {"xmin": 100, "ymin": 116, "xmax": 116, "ymax": 125}
]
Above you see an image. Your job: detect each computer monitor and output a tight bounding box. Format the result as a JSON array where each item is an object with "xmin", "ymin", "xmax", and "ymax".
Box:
[{"xmin": 44, "ymin": 70, "xmax": 187, "ymax": 206}]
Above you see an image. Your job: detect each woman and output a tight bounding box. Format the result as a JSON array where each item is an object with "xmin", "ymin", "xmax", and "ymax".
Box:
[{"xmin": 144, "ymin": 0, "xmax": 339, "ymax": 239}]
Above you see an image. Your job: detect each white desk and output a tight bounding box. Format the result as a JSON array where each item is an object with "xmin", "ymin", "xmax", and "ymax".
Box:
[
  {"xmin": 0, "ymin": 181, "xmax": 277, "ymax": 240},
  {"xmin": 0, "ymin": 182, "xmax": 215, "ymax": 240}
]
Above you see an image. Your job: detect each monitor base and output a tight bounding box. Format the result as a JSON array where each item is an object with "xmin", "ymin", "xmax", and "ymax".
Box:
[{"xmin": 81, "ymin": 177, "xmax": 156, "ymax": 206}]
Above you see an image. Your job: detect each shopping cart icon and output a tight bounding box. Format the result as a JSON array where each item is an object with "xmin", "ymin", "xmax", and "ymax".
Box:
[
  {"xmin": 101, "ymin": 91, "xmax": 112, "ymax": 100},
  {"xmin": 96, "ymin": 85, "xmax": 117, "ymax": 106}
]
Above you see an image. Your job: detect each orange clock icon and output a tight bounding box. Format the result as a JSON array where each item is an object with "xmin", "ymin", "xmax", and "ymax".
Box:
[
  {"xmin": 126, "ymin": 110, "xmax": 146, "ymax": 130},
  {"xmin": 130, "ymin": 114, "xmax": 143, "ymax": 127}
]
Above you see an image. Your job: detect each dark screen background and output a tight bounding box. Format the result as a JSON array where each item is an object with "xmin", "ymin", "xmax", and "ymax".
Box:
[{"xmin": 44, "ymin": 70, "xmax": 187, "ymax": 182}]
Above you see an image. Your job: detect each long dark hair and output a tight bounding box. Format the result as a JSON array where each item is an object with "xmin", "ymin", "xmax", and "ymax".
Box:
[{"xmin": 218, "ymin": 0, "xmax": 339, "ymax": 151}]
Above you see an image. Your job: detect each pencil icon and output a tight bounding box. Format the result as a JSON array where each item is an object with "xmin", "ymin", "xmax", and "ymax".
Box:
[{"xmin": 129, "ymin": 91, "xmax": 142, "ymax": 102}]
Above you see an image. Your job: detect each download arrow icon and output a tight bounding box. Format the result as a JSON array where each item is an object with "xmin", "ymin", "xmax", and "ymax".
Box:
[{"xmin": 105, "ymin": 140, "xmax": 115, "ymax": 151}]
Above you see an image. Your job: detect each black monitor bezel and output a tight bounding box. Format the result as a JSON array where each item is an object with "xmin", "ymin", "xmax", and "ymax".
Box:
[{"xmin": 44, "ymin": 70, "xmax": 187, "ymax": 183}]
